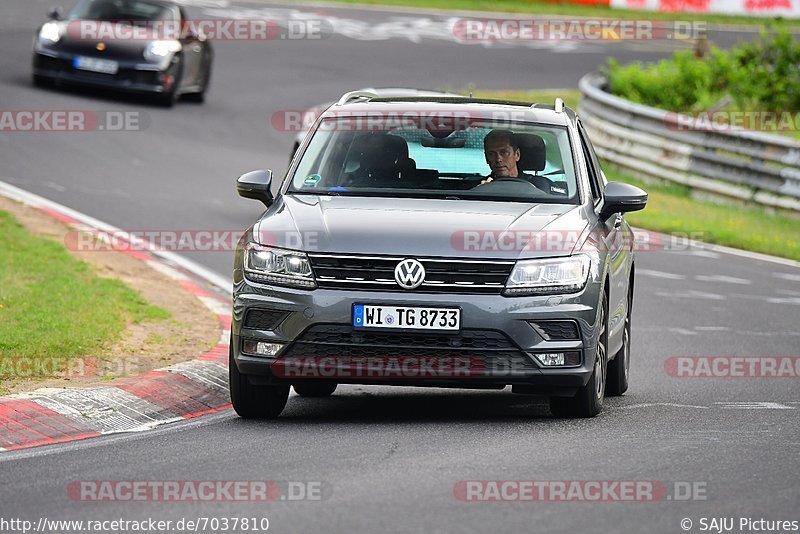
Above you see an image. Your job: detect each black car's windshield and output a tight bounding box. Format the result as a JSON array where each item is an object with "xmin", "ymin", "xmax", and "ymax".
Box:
[
  {"xmin": 288, "ymin": 117, "xmax": 579, "ymax": 204},
  {"xmin": 68, "ymin": 0, "xmax": 175, "ymax": 21}
]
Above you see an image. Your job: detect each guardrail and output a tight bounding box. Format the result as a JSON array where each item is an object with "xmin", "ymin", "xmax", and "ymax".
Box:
[{"xmin": 577, "ymin": 72, "xmax": 800, "ymax": 212}]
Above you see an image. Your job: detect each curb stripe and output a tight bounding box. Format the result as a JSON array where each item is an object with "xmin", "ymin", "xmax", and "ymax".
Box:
[{"xmin": 0, "ymin": 180, "xmax": 235, "ymax": 452}]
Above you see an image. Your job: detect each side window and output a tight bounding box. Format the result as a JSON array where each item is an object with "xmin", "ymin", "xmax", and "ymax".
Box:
[{"xmin": 577, "ymin": 123, "xmax": 602, "ymax": 201}]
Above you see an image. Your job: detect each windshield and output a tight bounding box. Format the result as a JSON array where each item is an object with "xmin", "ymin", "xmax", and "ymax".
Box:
[
  {"xmin": 288, "ymin": 117, "xmax": 580, "ymax": 204},
  {"xmin": 68, "ymin": 0, "xmax": 176, "ymax": 21}
]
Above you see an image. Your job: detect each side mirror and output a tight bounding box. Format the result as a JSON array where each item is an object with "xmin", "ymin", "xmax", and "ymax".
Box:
[
  {"xmin": 599, "ymin": 181, "xmax": 647, "ymax": 221},
  {"xmin": 47, "ymin": 6, "xmax": 63, "ymax": 19},
  {"xmin": 237, "ymin": 169, "xmax": 274, "ymax": 207}
]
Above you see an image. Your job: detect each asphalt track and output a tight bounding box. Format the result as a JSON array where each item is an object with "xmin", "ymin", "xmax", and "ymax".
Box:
[{"xmin": 0, "ymin": 2, "xmax": 798, "ymax": 533}]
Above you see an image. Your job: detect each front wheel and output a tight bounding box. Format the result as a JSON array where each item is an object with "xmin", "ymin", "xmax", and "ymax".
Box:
[
  {"xmin": 550, "ymin": 293, "xmax": 607, "ymax": 418},
  {"xmin": 229, "ymin": 340, "xmax": 289, "ymax": 419},
  {"xmin": 606, "ymin": 288, "xmax": 632, "ymax": 396}
]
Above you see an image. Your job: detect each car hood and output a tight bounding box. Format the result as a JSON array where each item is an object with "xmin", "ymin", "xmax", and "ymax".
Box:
[{"xmin": 255, "ymin": 195, "xmax": 590, "ymax": 260}]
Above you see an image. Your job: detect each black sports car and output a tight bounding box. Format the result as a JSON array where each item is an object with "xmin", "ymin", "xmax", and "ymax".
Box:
[{"xmin": 32, "ymin": 0, "xmax": 213, "ymax": 106}]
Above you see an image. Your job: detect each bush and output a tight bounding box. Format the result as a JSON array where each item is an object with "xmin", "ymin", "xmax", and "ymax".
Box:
[{"xmin": 604, "ymin": 29, "xmax": 800, "ymax": 113}]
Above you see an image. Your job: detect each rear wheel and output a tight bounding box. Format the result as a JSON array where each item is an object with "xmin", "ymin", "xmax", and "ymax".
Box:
[
  {"xmin": 293, "ymin": 382, "xmax": 337, "ymax": 397},
  {"xmin": 606, "ymin": 288, "xmax": 632, "ymax": 396},
  {"xmin": 229, "ymin": 339, "xmax": 289, "ymax": 419},
  {"xmin": 550, "ymin": 293, "xmax": 607, "ymax": 418}
]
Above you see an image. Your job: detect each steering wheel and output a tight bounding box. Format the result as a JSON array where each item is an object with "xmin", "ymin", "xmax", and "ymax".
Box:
[{"xmin": 477, "ymin": 177, "xmax": 548, "ymax": 195}]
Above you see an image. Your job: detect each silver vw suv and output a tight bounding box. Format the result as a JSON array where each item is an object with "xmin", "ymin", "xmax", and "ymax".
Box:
[{"xmin": 231, "ymin": 91, "xmax": 647, "ymax": 418}]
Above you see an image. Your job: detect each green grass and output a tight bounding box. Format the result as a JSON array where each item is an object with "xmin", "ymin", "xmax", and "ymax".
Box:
[
  {"xmin": 0, "ymin": 209, "xmax": 169, "ymax": 389},
  {"xmin": 320, "ymin": 0, "xmax": 799, "ymax": 27},
  {"xmin": 604, "ymin": 167, "xmax": 800, "ymax": 260}
]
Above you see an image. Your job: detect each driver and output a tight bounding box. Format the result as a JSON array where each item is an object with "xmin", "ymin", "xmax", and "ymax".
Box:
[{"xmin": 479, "ymin": 129, "xmax": 559, "ymax": 194}]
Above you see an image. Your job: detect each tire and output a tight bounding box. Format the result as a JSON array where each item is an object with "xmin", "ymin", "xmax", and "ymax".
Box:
[
  {"xmin": 229, "ymin": 339, "xmax": 289, "ymax": 419},
  {"xmin": 32, "ymin": 74, "xmax": 53, "ymax": 88},
  {"xmin": 184, "ymin": 61, "xmax": 210, "ymax": 103},
  {"xmin": 550, "ymin": 292, "xmax": 607, "ymax": 418},
  {"xmin": 293, "ymin": 382, "xmax": 337, "ymax": 397},
  {"xmin": 606, "ymin": 288, "xmax": 632, "ymax": 396}
]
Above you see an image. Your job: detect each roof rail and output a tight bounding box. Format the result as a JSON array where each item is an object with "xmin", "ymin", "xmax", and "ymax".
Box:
[
  {"xmin": 554, "ymin": 97, "xmax": 564, "ymax": 113},
  {"xmin": 336, "ymin": 90, "xmax": 379, "ymax": 106}
]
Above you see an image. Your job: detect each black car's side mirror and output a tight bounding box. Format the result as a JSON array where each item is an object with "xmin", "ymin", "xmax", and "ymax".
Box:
[
  {"xmin": 599, "ymin": 181, "xmax": 648, "ymax": 221},
  {"xmin": 47, "ymin": 6, "xmax": 63, "ymax": 20},
  {"xmin": 237, "ymin": 169, "xmax": 274, "ymax": 207}
]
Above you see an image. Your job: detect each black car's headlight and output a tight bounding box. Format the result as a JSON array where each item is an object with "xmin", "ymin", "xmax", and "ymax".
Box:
[
  {"xmin": 243, "ymin": 243, "xmax": 316, "ymax": 289},
  {"xmin": 37, "ymin": 22, "xmax": 62, "ymax": 45},
  {"xmin": 143, "ymin": 40, "xmax": 181, "ymax": 63},
  {"xmin": 504, "ymin": 255, "xmax": 590, "ymax": 296}
]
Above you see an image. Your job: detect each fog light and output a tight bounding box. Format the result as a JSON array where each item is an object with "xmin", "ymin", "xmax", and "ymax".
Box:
[
  {"xmin": 533, "ymin": 351, "xmax": 581, "ymax": 367},
  {"xmin": 242, "ymin": 339, "xmax": 285, "ymax": 357}
]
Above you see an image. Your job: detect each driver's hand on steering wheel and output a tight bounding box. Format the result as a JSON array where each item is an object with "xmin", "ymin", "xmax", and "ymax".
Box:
[{"xmin": 479, "ymin": 177, "xmax": 494, "ymax": 185}]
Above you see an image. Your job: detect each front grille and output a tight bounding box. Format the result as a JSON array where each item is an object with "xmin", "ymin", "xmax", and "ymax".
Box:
[
  {"xmin": 279, "ymin": 324, "xmax": 537, "ymax": 372},
  {"xmin": 244, "ymin": 309, "xmax": 289, "ymax": 331},
  {"xmin": 530, "ymin": 320, "xmax": 580, "ymax": 340},
  {"xmin": 308, "ymin": 253, "xmax": 514, "ymax": 294}
]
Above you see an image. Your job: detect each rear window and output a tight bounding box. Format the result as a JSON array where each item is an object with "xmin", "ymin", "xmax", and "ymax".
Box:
[{"xmin": 288, "ymin": 117, "xmax": 579, "ymax": 204}]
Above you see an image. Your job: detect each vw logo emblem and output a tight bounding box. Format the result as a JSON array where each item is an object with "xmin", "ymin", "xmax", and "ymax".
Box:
[{"xmin": 394, "ymin": 259, "xmax": 425, "ymax": 289}]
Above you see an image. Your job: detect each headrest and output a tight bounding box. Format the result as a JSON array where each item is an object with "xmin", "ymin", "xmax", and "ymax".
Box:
[
  {"xmin": 354, "ymin": 134, "xmax": 410, "ymax": 170},
  {"xmin": 514, "ymin": 133, "xmax": 546, "ymax": 172}
]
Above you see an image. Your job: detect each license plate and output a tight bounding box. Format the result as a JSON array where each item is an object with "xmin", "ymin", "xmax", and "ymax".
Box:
[
  {"xmin": 73, "ymin": 56, "xmax": 118, "ymax": 75},
  {"xmin": 353, "ymin": 304, "xmax": 460, "ymax": 331}
]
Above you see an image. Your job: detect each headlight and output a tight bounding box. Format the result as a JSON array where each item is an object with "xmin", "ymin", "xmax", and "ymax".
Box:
[
  {"xmin": 504, "ymin": 255, "xmax": 590, "ymax": 296},
  {"xmin": 38, "ymin": 22, "xmax": 62, "ymax": 44},
  {"xmin": 244, "ymin": 243, "xmax": 316, "ymax": 289},
  {"xmin": 143, "ymin": 40, "xmax": 181, "ymax": 62}
]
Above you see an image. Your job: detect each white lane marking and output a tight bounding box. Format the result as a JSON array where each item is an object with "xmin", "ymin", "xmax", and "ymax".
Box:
[
  {"xmin": 766, "ymin": 297, "xmax": 800, "ymax": 306},
  {"xmin": 773, "ymin": 272, "xmax": 800, "ymax": 282},
  {"xmin": 175, "ymin": 0, "xmax": 230, "ymax": 6},
  {"xmin": 695, "ymin": 326, "xmax": 731, "ymax": 331},
  {"xmin": 617, "ymin": 403, "xmax": 709, "ymax": 409},
  {"xmin": 0, "ymin": 180, "xmax": 231, "ymax": 294},
  {"xmin": 715, "ymin": 402, "xmax": 795, "ymax": 410},
  {"xmin": 655, "ymin": 290, "xmax": 726, "ymax": 300},
  {"xmin": 683, "ymin": 249, "xmax": 721, "ymax": 259},
  {"xmin": 668, "ymin": 327, "xmax": 697, "ymax": 336},
  {"xmin": 694, "ymin": 274, "xmax": 752, "ymax": 285},
  {"xmin": 44, "ymin": 181, "xmax": 66, "ymax": 192},
  {"xmin": 638, "ymin": 269, "xmax": 686, "ymax": 280}
]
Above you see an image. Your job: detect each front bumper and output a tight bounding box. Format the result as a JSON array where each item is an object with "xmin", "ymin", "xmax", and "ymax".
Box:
[
  {"xmin": 232, "ymin": 278, "xmax": 602, "ymax": 396},
  {"xmin": 33, "ymin": 51, "xmax": 169, "ymax": 94}
]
